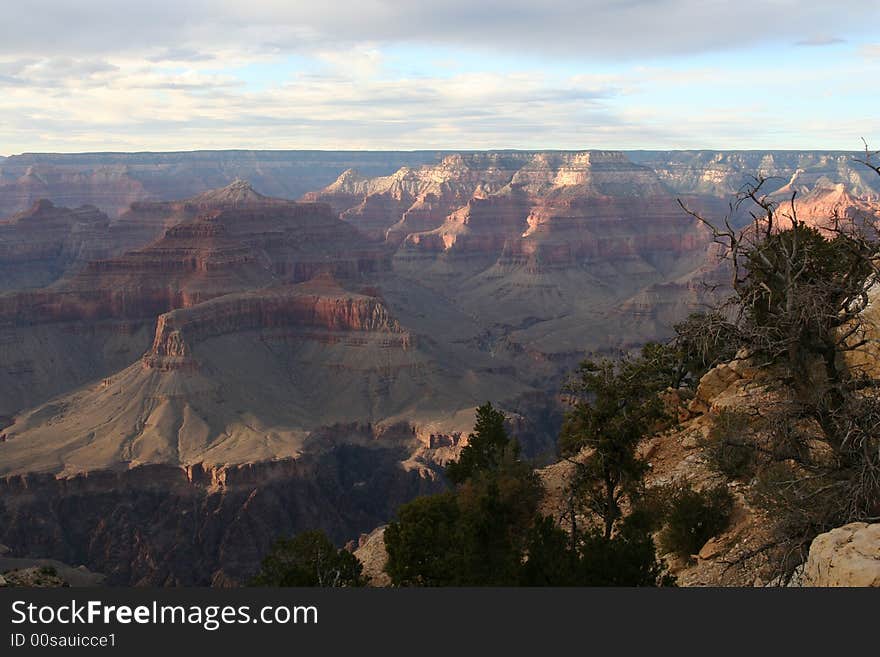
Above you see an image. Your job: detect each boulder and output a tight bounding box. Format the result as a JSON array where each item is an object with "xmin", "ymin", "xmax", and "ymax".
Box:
[
  {"xmin": 688, "ymin": 363, "xmax": 743, "ymax": 413},
  {"xmin": 801, "ymin": 522, "xmax": 880, "ymax": 587}
]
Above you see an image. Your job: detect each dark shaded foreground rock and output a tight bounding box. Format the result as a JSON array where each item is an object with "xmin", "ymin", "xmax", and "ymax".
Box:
[{"xmin": 0, "ymin": 444, "xmax": 443, "ymax": 586}]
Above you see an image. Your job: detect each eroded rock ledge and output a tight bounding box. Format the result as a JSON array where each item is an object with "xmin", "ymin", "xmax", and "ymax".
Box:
[{"xmin": 0, "ymin": 440, "xmax": 443, "ymax": 586}]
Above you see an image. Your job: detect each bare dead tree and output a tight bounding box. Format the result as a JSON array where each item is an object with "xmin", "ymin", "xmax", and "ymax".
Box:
[
  {"xmin": 856, "ymin": 137, "xmax": 880, "ymax": 177},
  {"xmin": 678, "ymin": 147, "xmax": 880, "ymax": 580}
]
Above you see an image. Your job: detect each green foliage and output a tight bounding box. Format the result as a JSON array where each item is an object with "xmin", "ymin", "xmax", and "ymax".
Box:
[
  {"xmin": 454, "ymin": 476, "xmax": 534, "ymax": 585},
  {"xmin": 383, "ymin": 493, "xmax": 461, "ymax": 586},
  {"xmin": 386, "ymin": 403, "xmax": 543, "ymax": 586},
  {"xmin": 519, "ymin": 517, "xmax": 674, "ymax": 587},
  {"xmin": 660, "ymin": 485, "xmax": 734, "ymax": 559},
  {"xmin": 624, "ymin": 486, "xmax": 672, "ymax": 535},
  {"xmin": 384, "ymin": 475, "xmax": 543, "ymax": 586},
  {"xmin": 446, "ymin": 402, "xmax": 519, "ymax": 485},
  {"xmin": 743, "ymin": 225, "xmax": 873, "ymax": 338},
  {"xmin": 750, "ymin": 461, "xmax": 824, "ymax": 533},
  {"xmin": 728, "ymin": 218, "xmax": 879, "ymax": 407},
  {"xmin": 549, "ymin": 346, "xmax": 680, "ymax": 582},
  {"xmin": 252, "ymin": 530, "xmax": 364, "ymax": 587},
  {"xmin": 388, "ymin": 386, "xmax": 678, "ymax": 586},
  {"xmin": 703, "ymin": 409, "xmax": 757, "ymax": 480},
  {"xmin": 676, "ymin": 166, "xmax": 880, "ymax": 578},
  {"xmin": 561, "ymin": 352, "xmax": 668, "ymax": 538},
  {"xmin": 519, "ymin": 516, "xmax": 576, "ymax": 586},
  {"xmin": 576, "ymin": 530, "xmax": 675, "ymax": 587}
]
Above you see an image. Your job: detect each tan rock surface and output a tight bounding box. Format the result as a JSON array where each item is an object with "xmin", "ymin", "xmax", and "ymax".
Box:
[
  {"xmin": 354, "ymin": 527, "xmax": 391, "ymax": 587},
  {"xmin": 801, "ymin": 523, "xmax": 880, "ymax": 587}
]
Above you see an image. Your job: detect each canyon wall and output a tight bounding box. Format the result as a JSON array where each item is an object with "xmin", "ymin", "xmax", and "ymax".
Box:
[
  {"xmin": 0, "ymin": 151, "xmax": 446, "ymax": 218},
  {"xmin": 2, "ymin": 149, "xmax": 877, "ymax": 586},
  {"xmin": 0, "ymin": 437, "xmax": 444, "ymax": 585}
]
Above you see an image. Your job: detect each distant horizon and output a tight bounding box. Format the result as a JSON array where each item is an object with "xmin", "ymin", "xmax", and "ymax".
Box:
[{"xmin": 1, "ymin": 145, "xmax": 872, "ymax": 158}]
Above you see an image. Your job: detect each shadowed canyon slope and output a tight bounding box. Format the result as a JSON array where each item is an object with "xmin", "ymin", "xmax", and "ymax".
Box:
[
  {"xmin": 1, "ymin": 149, "xmax": 877, "ymax": 584},
  {"xmin": 0, "ymin": 200, "xmax": 114, "ymax": 291}
]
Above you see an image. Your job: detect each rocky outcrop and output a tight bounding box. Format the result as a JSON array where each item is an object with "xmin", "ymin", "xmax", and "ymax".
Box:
[
  {"xmin": 800, "ymin": 523, "xmax": 880, "ymax": 587},
  {"xmin": 144, "ymin": 280, "xmax": 410, "ymax": 371},
  {"xmin": 0, "ymin": 184, "xmax": 405, "ymax": 423},
  {"xmin": 0, "ymin": 189, "xmax": 392, "ymax": 326},
  {"xmin": 0, "ymin": 439, "xmax": 444, "ymax": 585},
  {"xmin": 403, "ymin": 188, "xmax": 532, "ymax": 255},
  {"xmin": 5, "ymin": 150, "xmax": 875, "ymax": 221},
  {"xmin": 532, "ymin": 354, "xmax": 880, "ymax": 588},
  {"xmin": 0, "ymin": 558, "xmax": 104, "ymax": 587},
  {"xmin": 382, "ymin": 155, "xmax": 728, "ymax": 357},
  {"xmin": 628, "ymin": 151, "xmax": 880, "ymax": 198},
  {"xmin": 3, "ymin": 152, "xmax": 879, "ymax": 587},
  {"xmin": 104, "ymin": 180, "xmax": 290, "ymax": 252},
  {"xmin": 0, "ymin": 200, "xmax": 112, "ymax": 290},
  {"xmin": 353, "ymin": 526, "xmax": 391, "ymax": 587},
  {"xmin": 0, "ymin": 164, "xmax": 150, "ymax": 220},
  {"xmin": 781, "ymin": 183, "xmax": 880, "ymax": 231},
  {"xmin": 313, "ymin": 151, "xmax": 683, "ymax": 247},
  {"xmin": 686, "ymin": 357, "xmax": 761, "ymax": 414},
  {"xmin": 528, "ymin": 358, "xmax": 780, "ymax": 587},
  {"xmin": 0, "ymin": 567, "xmax": 69, "ymax": 588}
]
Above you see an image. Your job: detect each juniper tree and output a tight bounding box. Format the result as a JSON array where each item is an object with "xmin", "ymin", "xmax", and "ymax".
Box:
[
  {"xmin": 252, "ymin": 530, "xmax": 364, "ymax": 587},
  {"xmin": 385, "ymin": 402, "xmax": 541, "ymax": 586},
  {"xmin": 446, "ymin": 401, "xmax": 519, "ymax": 485},
  {"xmin": 678, "ymin": 146, "xmax": 880, "ymax": 575},
  {"xmin": 559, "ymin": 353, "xmax": 669, "ymax": 540}
]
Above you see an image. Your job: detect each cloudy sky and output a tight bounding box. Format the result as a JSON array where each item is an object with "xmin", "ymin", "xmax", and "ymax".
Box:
[{"xmin": 0, "ymin": 1, "xmax": 878, "ymax": 153}]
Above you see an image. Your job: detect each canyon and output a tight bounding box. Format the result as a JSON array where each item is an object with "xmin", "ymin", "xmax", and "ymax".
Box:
[
  {"xmin": 0, "ymin": 149, "xmax": 877, "ymax": 584},
  {"xmin": 0, "ymin": 151, "xmax": 445, "ymax": 219}
]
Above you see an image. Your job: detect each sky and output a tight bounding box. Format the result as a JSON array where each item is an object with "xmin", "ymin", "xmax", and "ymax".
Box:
[{"xmin": 0, "ymin": 1, "xmax": 878, "ymax": 154}]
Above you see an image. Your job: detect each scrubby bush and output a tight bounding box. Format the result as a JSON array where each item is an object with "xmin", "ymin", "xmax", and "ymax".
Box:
[
  {"xmin": 703, "ymin": 409, "xmax": 757, "ymax": 479},
  {"xmin": 660, "ymin": 485, "xmax": 734, "ymax": 558},
  {"xmin": 252, "ymin": 530, "xmax": 364, "ymax": 587},
  {"xmin": 518, "ymin": 516, "xmax": 675, "ymax": 587},
  {"xmin": 576, "ymin": 529, "xmax": 675, "ymax": 586}
]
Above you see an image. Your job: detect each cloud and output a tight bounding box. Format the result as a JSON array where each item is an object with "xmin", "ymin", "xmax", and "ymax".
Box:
[
  {"xmin": 795, "ymin": 36, "xmax": 846, "ymax": 47},
  {"xmin": 861, "ymin": 44, "xmax": 880, "ymax": 58},
  {"xmin": 0, "ymin": 2, "xmax": 878, "ymax": 152},
  {"xmin": 316, "ymin": 45, "xmax": 385, "ymax": 79},
  {"xmin": 147, "ymin": 48, "xmax": 217, "ymax": 64},
  {"xmin": 1, "ymin": 1, "xmax": 878, "ymax": 60},
  {"xmin": 0, "ymin": 53, "xmax": 642, "ymax": 152},
  {"xmin": 1, "ymin": 41, "xmax": 875, "ymax": 154}
]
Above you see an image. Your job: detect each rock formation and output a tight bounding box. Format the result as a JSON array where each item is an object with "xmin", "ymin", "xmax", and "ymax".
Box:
[
  {"xmin": 0, "ymin": 200, "xmax": 112, "ymax": 290},
  {"xmin": 0, "ymin": 557, "xmax": 104, "ymax": 587},
  {"xmin": 628, "ymin": 151, "xmax": 880, "ymax": 198},
  {"xmin": 800, "ymin": 523, "xmax": 880, "ymax": 587},
  {"xmin": 1, "ymin": 150, "xmax": 878, "ymax": 586},
  {"xmin": 0, "ymin": 151, "xmax": 445, "ymax": 218},
  {"xmin": 0, "ymin": 438, "xmax": 444, "ymax": 585}
]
